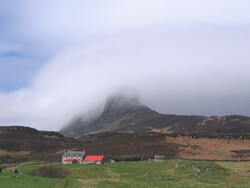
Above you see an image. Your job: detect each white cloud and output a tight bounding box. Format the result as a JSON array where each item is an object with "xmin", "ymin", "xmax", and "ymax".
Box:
[
  {"xmin": 1, "ymin": 25, "xmax": 250, "ymax": 130},
  {"xmin": 0, "ymin": 1, "xmax": 250, "ymax": 130},
  {"xmin": 3, "ymin": 0, "xmax": 250, "ymax": 48}
]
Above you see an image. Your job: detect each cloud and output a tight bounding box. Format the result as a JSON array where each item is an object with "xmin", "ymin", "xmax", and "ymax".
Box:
[
  {"xmin": 0, "ymin": 1, "xmax": 250, "ymax": 130},
  {"xmin": 2, "ymin": 0, "xmax": 250, "ymax": 48}
]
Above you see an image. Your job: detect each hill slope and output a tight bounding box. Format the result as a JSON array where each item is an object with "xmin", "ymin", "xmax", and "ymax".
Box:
[
  {"xmin": 60, "ymin": 95, "xmax": 159, "ymax": 137},
  {"xmin": 1, "ymin": 126, "xmax": 249, "ymax": 164},
  {"xmin": 0, "ymin": 126, "xmax": 179, "ymax": 164},
  {"xmin": 0, "ymin": 126, "xmax": 83, "ymax": 164},
  {"xmin": 60, "ymin": 95, "xmax": 250, "ymax": 138}
]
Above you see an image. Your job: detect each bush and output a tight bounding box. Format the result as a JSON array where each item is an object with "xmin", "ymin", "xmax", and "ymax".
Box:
[
  {"xmin": 112, "ymin": 155, "xmax": 142, "ymax": 162},
  {"xmin": 29, "ymin": 165, "xmax": 69, "ymax": 178}
]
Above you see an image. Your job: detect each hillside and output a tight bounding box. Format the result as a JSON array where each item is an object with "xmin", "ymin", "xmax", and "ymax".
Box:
[
  {"xmin": 60, "ymin": 95, "xmax": 159, "ymax": 138},
  {"xmin": 0, "ymin": 126, "xmax": 178, "ymax": 164},
  {"xmin": 60, "ymin": 95, "xmax": 250, "ymax": 138},
  {"xmin": 130, "ymin": 114, "xmax": 250, "ymax": 135},
  {"xmin": 81, "ymin": 132, "xmax": 250, "ymax": 161},
  {"xmin": 1, "ymin": 126, "xmax": 250, "ymax": 165},
  {"xmin": 0, "ymin": 126, "xmax": 83, "ymax": 164}
]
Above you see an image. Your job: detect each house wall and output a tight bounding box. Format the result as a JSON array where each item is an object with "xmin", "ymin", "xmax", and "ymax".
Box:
[
  {"xmin": 83, "ymin": 160, "xmax": 103, "ymax": 164},
  {"xmin": 62, "ymin": 156, "xmax": 82, "ymax": 164}
]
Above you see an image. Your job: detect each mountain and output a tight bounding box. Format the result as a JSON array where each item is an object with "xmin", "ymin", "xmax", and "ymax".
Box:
[
  {"xmin": 1, "ymin": 94, "xmax": 250, "ymax": 164},
  {"xmin": 129, "ymin": 114, "xmax": 250, "ymax": 135},
  {"xmin": 60, "ymin": 94, "xmax": 159, "ymax": 138},
  {"xmin": 60, "ymin": 95, "xmax": 250, "ymax": 138}
]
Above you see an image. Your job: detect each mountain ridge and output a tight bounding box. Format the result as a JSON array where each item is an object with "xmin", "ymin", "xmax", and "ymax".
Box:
[{"xmin": 60, "ymin": 95, "xmax": 250, "ymax": 138}]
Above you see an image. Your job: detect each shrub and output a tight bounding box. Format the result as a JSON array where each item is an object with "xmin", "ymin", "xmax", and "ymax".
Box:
[
  {"xmin": 112, "ymin": 155, "xmax": 142, "ymax": 162},
  {"xmin": 29, "ymin": 165, "xmax": 69, "ymax": 178}
]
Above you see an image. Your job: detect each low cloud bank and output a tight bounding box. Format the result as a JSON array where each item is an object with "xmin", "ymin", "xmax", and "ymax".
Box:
[
  {"xmin": 0, "ymin": 1, "xmax": 250, "ymax": 130},
  {"xmin": 1, "ymin": 26, "xmax": 250, "ymax": 130}
]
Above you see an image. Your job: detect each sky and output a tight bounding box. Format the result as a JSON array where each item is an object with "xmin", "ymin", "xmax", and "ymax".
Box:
[{"xmin": 0, "ymin": 0, "xmax": 250, "ymax": 130}]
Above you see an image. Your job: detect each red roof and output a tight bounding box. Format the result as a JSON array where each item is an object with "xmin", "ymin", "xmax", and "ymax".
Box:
[
  {"xmin": 65, "ymin": 158, "xmax": 76, "ymax": 162},
  {"xmin": 83, "ymin": 155, "xmax": 103, "ymax": 162}
]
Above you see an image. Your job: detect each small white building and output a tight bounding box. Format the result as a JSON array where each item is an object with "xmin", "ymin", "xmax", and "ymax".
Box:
[{"xmin": 62, "ymin": 150, "xmax": 85, "ymax": 164}]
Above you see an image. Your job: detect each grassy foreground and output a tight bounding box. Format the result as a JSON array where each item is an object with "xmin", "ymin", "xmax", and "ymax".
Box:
[{"xmin": 0, "ymin": 160, "xmax": 249, "ymax": 188}]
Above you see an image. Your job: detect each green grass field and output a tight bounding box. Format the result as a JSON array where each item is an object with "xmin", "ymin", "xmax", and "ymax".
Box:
[{"xmin": 0, "ymin": 160, "xmax": 249, "ymax": 188}]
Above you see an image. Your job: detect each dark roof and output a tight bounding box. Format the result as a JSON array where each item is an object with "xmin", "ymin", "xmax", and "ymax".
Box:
[{"xmin": 62, "ymin": 150, "xmax": 85, "ymax": 157}]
